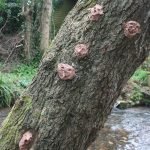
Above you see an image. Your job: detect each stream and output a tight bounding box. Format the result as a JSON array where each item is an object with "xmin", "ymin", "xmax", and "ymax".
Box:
[
  {"xmin": 89, "ymin": 107, "xmax": 150, "ymax": 150},
  {"xmin": 0, "ymin": 107, "xmax": 150, "ymax": 150}
]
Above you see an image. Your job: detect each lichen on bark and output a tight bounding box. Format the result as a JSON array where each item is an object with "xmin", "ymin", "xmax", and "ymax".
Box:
[{"xmin": 0, "ymin": 93, "xmax": 32, "ymax": 149}]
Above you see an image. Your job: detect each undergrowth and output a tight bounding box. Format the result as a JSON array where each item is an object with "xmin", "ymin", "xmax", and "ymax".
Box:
[
  {"xmin": 131, "ymin": 68, "xmax": 150, "ymax": 85},
  {"xmin": 0, "ymin": 63, "xmax": 37, "ymax": 108}
]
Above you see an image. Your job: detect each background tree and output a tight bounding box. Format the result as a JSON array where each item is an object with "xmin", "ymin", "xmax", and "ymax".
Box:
[
  {"xmin": 40, "ymin": 0, "xmax": 52, "ymax": 52},
  {"xmin": 23, "ymin": 0, "xmax": 52, "ymax": 60},
  {"xmin": 0, "ymin": 0, "xmax": 150, "ymax": 150},
  {"xmin": 23, "ymin": 0, "xmax": 34, "ymax": 61}
]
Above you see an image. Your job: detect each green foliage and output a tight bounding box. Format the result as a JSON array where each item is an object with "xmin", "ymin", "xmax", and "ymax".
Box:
[
  {"xmin": 131, "ymin": 69, "xmax": 150, "ymax": 85},
  {"xmin": 0, "ymin": 0, "xmax": 6, "ymax": 10},
  {"xmin": 131, "ymin": 87, "xmax": 143, "ymax": 103},
  {"xmin": 142, "ymin": 98, "xmax": 150, "ymax": 106},
  {"xmin": 0, "ymin": 16, "xmax": 4, "ymax": 24},
  {"xmin": 0, "ymin": 0, "xmax": 23, "ymax": 33},
  {"xmin": 0, "ymin": 63, "xmax": 37, "ymax": 108},
  {"xmin": 0, "ymin": 76, "xmax": 14, "ymax": 107},
  {"xmin": 142, "ymin": 57, "xmax": 150, "ymax": 71},
  {"xmin": 12, "ymin": 64, "xmax": 37, "ymax": 78}
]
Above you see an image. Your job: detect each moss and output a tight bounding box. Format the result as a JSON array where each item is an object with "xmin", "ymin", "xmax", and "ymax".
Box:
[{"xmin": 0, "ymin": 93, "xmax": 32, "ymax": 150}]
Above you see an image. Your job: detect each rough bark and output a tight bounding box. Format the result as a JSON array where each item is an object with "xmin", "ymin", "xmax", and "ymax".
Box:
[
  {"xmin": 40, "ymin": 0, "xmax": 52, "ymax": 52},
  {"xmin": 0, "ymin": 0, "xmax": 150, "ymax": 150}
]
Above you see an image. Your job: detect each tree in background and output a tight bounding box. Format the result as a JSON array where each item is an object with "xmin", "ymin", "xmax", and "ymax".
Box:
[
  {"xmin": 0, "ymin": 0, "xmax": 150, "ymax": 149},
  {"xmin": 23, "ymin": 0, "xmax": 34, "ymax": 61},
  {"xmin": 0, "ymin": 0, "xmax": 52, "ymax": 61},
  {"xmin": 0, "ymin": 0, "xmax": 76, "ymax": 61},
  {"xmin": 40, "ymin": 0, "xmax": 52, "ymax": 52}
]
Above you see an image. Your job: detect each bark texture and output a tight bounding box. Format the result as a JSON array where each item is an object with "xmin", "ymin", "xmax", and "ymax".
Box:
[{"xmin": 0, "ymin": 0, "xmax": 150, "ymax": 149}]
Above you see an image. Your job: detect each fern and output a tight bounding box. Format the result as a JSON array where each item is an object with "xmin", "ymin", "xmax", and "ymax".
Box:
[{"xmin": 0, "ymin": 78, "xmax": 14, "ymax": 107}]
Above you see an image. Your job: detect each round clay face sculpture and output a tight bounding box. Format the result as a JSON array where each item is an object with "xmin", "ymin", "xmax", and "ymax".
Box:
[
  {"xmin": 57, "ymin": 63, "xmax": 76, "ymax": 80},
  {"xmin": 123, "ymin": 21, "xmax": 141, "ymax": 38},
  {"xmin": 19, "ymin": 131, "xmax": 33, "ymax": 150},
  {"xmin": 74, "ymin": 44, "xmax": 89, "ymax": 58},
  {"xmin": 88, "ymin": 4, "xmax": 104, "ymax": 21}
]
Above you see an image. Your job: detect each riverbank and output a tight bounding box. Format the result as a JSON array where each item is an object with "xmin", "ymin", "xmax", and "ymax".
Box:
[{"xmin": 1, "ymin": 107, "xmax": 150, "ymax": 150}]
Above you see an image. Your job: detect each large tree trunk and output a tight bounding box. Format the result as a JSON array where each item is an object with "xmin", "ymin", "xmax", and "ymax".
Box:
[{"xmin": 0, "ymin": 0, "xmax": 150, "ymax": 149}]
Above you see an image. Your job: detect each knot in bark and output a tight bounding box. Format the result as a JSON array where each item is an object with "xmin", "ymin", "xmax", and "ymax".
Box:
[{"xmin": 57, "ymin": 63, "xmax": 76, "ymax": 80}]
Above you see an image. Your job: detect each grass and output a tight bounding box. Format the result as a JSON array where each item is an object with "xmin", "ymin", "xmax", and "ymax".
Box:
[
  {"xmin": 130, "ymin": 67, "xmax": 150, "ymax": 106},
  {"xmin": 131, "ymin": 68, "xmax": 150, "ymax": 85},
  {"xmin": 0, "ymin": 63, "xmax": 37, "ymax": 108}
]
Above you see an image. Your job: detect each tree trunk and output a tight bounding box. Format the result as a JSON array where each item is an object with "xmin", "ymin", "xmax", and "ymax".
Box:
[
  {"xmin": 24, "ymin": 4, "xmax": 32, "ymax": 61},
  {"xmin": 0, "ymin": 0, "xmax": 150, "ymax": 149},
  {"xmin": 23, "ymin": 0, "xmax": 35, "ymax": 61},
  {"xmin": 40, "ymin": 0, "xmax": 52, "ymax": 52}
]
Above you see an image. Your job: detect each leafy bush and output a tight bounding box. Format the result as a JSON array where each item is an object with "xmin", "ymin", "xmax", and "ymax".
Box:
[
  {"xmin": 12, "ymin": 64, "xmax": 37, "ymax": 78},
  {"xmin": 130, "ymin": 87, "xmax": 143, "ymax": 103},
  {"xmin": 0, "ymin": 0, "xmax": 5, "ymax": 10},
  {"xmin": 0, "ymin": 63, "xmax": 37, "ymax": 108},
  {"xmin": 131, "ymin": 69, "xmax": 150, "ymax": 85}
]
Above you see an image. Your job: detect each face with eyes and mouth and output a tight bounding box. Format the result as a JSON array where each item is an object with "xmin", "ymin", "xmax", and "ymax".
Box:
[
  {"xmin": 88, "ymin": 4, "xmax": 104, "ymax": 21},
  {"xmin": 57, "ymin": 63, "xmax": 76, "ymax": 80},
  {"xmin": 19, "ymin": 131, "xmax": 33, "ymax": 150},
  {"xmin": 75, "ymin": 44, "xmax": 89, "ymax": 58},
  {"xmin": 123, "ymin": 21, "xmax": 141, "ymax": 38}
]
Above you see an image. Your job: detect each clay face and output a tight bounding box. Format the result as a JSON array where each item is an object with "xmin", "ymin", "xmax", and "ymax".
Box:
[
  {"xmin": 19, "ymin": 131, "xmax": 33, "ymax": 150},
  {"xmin": 123, "ymin": 21, "xmax": 141, "ymax": 38},
  {"xmin": 74, "ymin": 44, "xmax": 89, "ymax": 58},
  {"xmin": 88, "ymin": 4, "xmax": 104, "ymax": 21},
  {"xmin": 57, "ymin": 63, "xmax": 76, "ymax": 80}
]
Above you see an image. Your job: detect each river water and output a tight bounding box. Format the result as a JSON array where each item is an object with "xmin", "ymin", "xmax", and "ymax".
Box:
[
  {"xmin": 0, "ymin": 107, "xmax": 150, "ymax": 150},
  {"xmin": 89, "ymin": 107, "xmax": 150, "ymax": 150}
]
